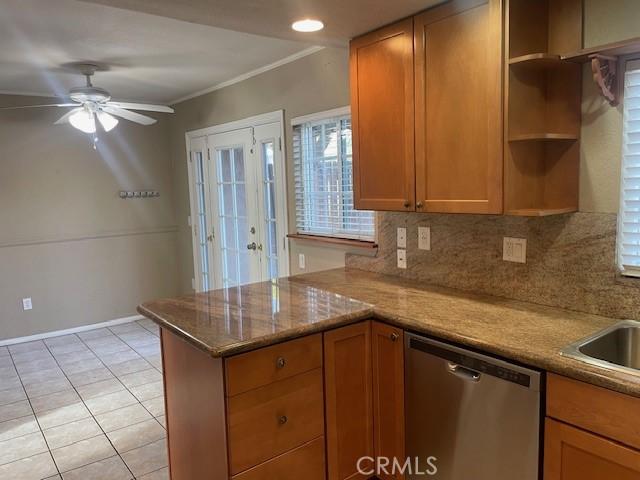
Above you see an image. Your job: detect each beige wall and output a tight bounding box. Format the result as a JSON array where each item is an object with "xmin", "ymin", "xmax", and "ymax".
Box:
[
  {"xmin": 584, "ymin": 0, "xmax": 640, "ymax": 49},
  {"xmin": 169, "ymin": 47, "xmax": 369, "ymax": 293},
  {"xmin": 171, "ymin": 4, "xmax": 639, "ymax": 292},
  {"xmin": 580, "ymin": 0, "xmax": 640, "ymax": 213},
  {"xmin": 0, "ymin": 95, "xmax": 179, "ymax": 340}
]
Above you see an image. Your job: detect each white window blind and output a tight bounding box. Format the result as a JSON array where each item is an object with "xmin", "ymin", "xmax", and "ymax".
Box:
[
  {"xmin": 618, "ymin": 61, "xmax": 640, "ymax": 277},
  {"xmin": 293, "ymin": 111, "xmax": 375, "ymax": 241}
]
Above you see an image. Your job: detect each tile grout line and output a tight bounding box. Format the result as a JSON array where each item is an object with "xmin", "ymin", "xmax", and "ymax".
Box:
[
  {"xmin": 51, "ymin": 332, "xmax": 140, "ymax": 479},
  {"xmin": 5, "ymin": 343, "xmax": 62, "ymax": 477},
  {"xmin": 113, "ymin": 323, "xmax": 163, "ymax": 375},
  {"xmin": 80, "ymin": 324, "xmax": 167, "ymax": 477},
  {"xmin": 104, "ymin": 326, "xmax": 165, "ymax": 422},
  {"xmin": 3, "ymin": 322, "xmax": 166, "ymax": 479}
]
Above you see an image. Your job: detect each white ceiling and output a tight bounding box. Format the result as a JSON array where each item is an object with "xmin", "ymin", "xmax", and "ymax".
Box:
[
  {"xmin": 0, "ymin": 0, "xmax": 314, "ymax": 104},
  {"xmin": 78, "ymin": 0, "xmax": 446, "ymax": 46}
]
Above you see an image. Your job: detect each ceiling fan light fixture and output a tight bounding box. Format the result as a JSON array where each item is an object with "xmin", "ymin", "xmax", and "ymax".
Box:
[
  {"xmin": 292, "ymin": 19, "xmax": 324, "ymax": 32},
  {"xmin": 69, "ymin": 109, "xmax": 96, "ymax": 134},
  {"xmin": 97, "ymin": 111, "xmax": 119, "ymax": 132}
]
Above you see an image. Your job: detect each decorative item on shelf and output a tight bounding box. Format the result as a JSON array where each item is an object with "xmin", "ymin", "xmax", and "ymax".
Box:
[
  {"xmin": 119, "ymin": 190, "xmax": 160, "ymax": 199},
  {"xmin": 591, "ymin": 54, "xmax": 618, "ymax": 106}
]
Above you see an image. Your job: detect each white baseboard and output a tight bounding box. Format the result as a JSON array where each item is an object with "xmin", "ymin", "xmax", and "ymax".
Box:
[{"xmin": 0, "ymin": 315, "xmax": 145, "ymax": 347}]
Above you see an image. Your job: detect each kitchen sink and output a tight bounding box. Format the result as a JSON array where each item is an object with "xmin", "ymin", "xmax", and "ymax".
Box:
[{"xmin": 561, "ymin": 320, "xmax": 640, "ymax": 376}]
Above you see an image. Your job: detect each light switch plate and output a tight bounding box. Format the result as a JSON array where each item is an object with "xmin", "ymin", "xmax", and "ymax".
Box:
[
  {"xmin": 397, "ymin": 249, "xmax": 407, "ymax": 269},
  {"xmin": 418, "ymin": 226, "xmax": 431, "ymax": 250},
  {"xmin": 298, "ymin": 253, "xmax": 306, "ymax": 270},
  {"xmin": 503, "ymin": 237, "xmax": 527, "ymax": 263},
  {"xmin": 22, "ymin": 298, "xmax": 33, "ymax": 311},
  {"xmin": 397, "ymin": 227, "xmax": 407, "ymax": 249}
]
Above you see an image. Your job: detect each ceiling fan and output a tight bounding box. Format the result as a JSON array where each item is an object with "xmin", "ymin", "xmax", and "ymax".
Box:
[{"xmin": 0, "ymin": 64, "xmax": 174, "ymax": 134}]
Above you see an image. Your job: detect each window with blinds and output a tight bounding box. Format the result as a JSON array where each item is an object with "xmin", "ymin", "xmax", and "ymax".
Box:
[
  {"xmin": 293, "ymin": 111, "xmax": 375, "ymax": 241},
  {"xmin": 618, "ymin": 60, "xmax": 640, "ymax": 277}
]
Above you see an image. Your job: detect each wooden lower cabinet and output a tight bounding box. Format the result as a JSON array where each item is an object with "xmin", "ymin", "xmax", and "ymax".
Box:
[
  {"xmin": 232, "ymin": 437, "xmax": 326, "ymax": 480},
  {"xmin": 371, "ymin": 322, "xmax": 405, "ymax": 480},
  {"xmin": 545, "ymin": 374, "xmax": 640, "ymax": 480},
  {"xmin": 544, "ymin": 418, "xmax": 640, "ymax": 480},
  {"xmin": 162, "ymin": 322, "xmax": 406, "ymax": 480},
  {"xmin": 161, "ymin": 329, "xmax": 228, "ymax": 480},
  {"xmin": 324, "ymin": 321, "xmax": 374, "ymax": 480},
  {"xmin": 226, "ymin": 369, "xmax": 325, "ymax": 474}
]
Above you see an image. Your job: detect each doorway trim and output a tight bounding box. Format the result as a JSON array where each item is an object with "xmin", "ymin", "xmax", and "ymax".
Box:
[{"xmin": 185, "ymin": 110, "xmax": 290, "ymax": 291}]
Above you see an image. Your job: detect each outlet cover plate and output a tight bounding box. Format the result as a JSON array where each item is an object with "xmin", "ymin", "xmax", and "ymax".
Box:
[
  {"xmin": 397, "ymin": 249, "xmax": 407, "ymax": 269},
  {"xmin": 22, "ymin": 298, "xmax": 33, "ymax": 311},
  {"xmin": 503, "ymin": 237, "xmax": 527, "ymax": 263},
  {"xmin": 397, "ymin": 227, "xmax": 407, "ymax": 249},
  {"xmin": 418, "ymin": 226, "xmax": 431, "ymax": 250}
]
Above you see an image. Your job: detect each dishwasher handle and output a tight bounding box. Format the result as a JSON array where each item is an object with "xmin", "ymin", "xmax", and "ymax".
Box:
[{"xmin": 447, "ymin": 362, "xmax": 481, "ymax": 382}]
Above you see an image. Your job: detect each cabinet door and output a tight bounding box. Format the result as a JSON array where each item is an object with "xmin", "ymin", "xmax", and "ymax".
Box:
[
  {"xmin": 372, "ymin": 322, "xmax": 405, "ymax": 480},
  {"xmin": 545, "ymin": 418, "xmax": 640, "ymax": 480},
  {"xmin": 324, "ymin": 322, "xmax": 374, "ymax": 480},
  {"xmin": 350, "ymin": 19, "xmax": 416, "ymax": 212},
  {"xmin": 414, "ymin": 0, "xmax": 503, "ymax": 214}
]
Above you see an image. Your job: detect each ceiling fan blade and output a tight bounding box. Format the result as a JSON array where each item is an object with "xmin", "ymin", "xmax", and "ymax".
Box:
[
  {"xmin": 54, "ymin": 107, "xmax": 83, "ymax": 125},
  {"xmin": 101, "ymin": 106, "xmax": 157, "ymax": 126},
  {"xmin": 0, "ymin": 103, "xmax": 79, "ymax": 111},
  {"xmin": 105, "ymin": 102, "xmax": 174, "ymax": 113}
]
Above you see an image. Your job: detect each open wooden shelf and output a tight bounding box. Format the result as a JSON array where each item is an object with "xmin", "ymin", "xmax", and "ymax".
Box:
[
  {"xmin": 563, "ymin": 36, "xmax": 640, "ymax": 63},
  {"xmin": 509, "ymin": 53, "xmax": 564, "ymax": 69},
  {"xmin": 505, "ymin": 207, "xmax": 576, "ymax": 217},
  {"xmin": 505, "ymin": 0, "xmax": 582, "ymax": 217},
  {"xmin": 509, "ymin": 133, "xmax": 579, "ymax": 142}
]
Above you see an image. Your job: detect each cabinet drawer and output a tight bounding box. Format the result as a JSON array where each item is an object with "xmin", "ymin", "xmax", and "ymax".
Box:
[
  {"xmin": 232, "ymin": 437, "xmax": 325, "ymax": 480},
  {"xmin": 544, "ymin": 418, "xmax": 640, "ymax": 480},
  {"xmin": 225, "ymin": 334, "xmax": 322, "ymax": 396},
  {"xmin": 547, "ymin": 374, "xmax": 640, "ymax": 450},
  {"xmin": 227, "ymin": 368, "xmax": 324, "ymax": 475}
]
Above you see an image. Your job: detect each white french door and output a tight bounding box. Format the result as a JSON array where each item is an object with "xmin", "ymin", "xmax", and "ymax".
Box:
[{"xmin": 187, "ymin": 114, "xmax": 288, "ymax": 291}]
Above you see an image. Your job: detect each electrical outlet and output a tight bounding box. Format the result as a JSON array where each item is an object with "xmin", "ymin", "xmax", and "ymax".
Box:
[
  {"xmin": 418, "ymin": 226, "xmax": 431, "ymax": 250},
  {"xmin": 298, "ymin": 253, "xmax": 306, "ymax": 270},
  {"xmin": 397, "ymin": 249, "xmax": 407, "ymax": 269},
  {"xmin": 22, "ymin": 298, "xmax": 33, "ymax": 311},
  {"xmin": 397, "ymin": 227, "xmax": 407, "ymax": 249},
  {"xmin": 503, "ymin": 237, "xmax": 527, "ymax": 263}
]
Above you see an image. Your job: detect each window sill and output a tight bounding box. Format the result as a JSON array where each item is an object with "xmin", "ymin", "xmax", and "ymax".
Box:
[{"xmin": 287, "ymin": 233, "xmax": 378, "ymax": 250}]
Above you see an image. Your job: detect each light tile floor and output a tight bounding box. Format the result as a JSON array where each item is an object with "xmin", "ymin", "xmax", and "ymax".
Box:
[{"xmin": 0, "ymin": 319, "xmax": 168, "ymax": 480}]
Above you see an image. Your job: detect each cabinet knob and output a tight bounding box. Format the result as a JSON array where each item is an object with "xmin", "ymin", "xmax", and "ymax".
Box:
[
  {"xmin": 390, "ymin": 332, "xmax": 399, "ymax": 342},
  {"xmin": 416, "ymin": 201, "xmax": 424, "ymax": 209},
  {"xmin": 276, "ymin": 357, "xmax": 286, "ymax": 369},
  {"xmin": 403, "ymin": 200, "xmax": 411, "ymax": 208},
  {"xmin": 278, "ymin": 415, "xmax": 288, "ymax": 425}
]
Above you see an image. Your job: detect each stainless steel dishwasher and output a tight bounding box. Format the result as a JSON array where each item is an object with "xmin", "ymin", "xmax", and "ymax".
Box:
[{"xmin": 405, "ymin": 333, "xmax": 542, "ymax": 480}]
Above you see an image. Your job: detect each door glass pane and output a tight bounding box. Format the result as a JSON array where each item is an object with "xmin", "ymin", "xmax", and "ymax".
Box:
[
  {"xmin": 216, "ymin": 145, "xmax": 252, "ymax": 288},
  {"xmin": 261, "ymin": 140, "xmax": 279, "ymax": 279},
  {"xmin": 193, "ymin": 151, "xmax": 210, "ymax": 291}
]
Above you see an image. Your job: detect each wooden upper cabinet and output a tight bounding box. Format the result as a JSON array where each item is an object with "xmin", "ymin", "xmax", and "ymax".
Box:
[
  {"xmin": 350, "ymin": 19, "xmax": 416, "ymax": 212},
  {"xmin": 414, "ymin": 0, "xmax": 503, "ymax": 214},
  {"xmin": 324, "ymin": 322, "xmax": 374, "ymax": 480},
  {"xmin": 371, "ymin": 322, "xmax": 405, "ymax": 480},
  {"xmin": 545, "ymin": 418, "xmax": 640, "ymax": 480}
]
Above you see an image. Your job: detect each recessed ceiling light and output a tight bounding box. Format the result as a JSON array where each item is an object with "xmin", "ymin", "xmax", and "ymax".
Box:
[{"xmin": 292, "ymin": 19, "xmax": 324, "ymax": 33}]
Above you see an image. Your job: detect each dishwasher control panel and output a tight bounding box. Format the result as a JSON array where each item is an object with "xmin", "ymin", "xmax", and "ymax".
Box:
[{"xmin": 409, "ymin": 337, "xmax": 532, "ymax": 387}]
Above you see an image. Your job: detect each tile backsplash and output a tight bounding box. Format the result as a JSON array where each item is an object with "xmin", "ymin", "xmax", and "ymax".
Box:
[{"xmin": 346, "ymin": 212, "xmax": 640, "ymax": 320}]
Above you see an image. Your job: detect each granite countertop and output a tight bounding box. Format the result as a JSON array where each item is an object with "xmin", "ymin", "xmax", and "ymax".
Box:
[{"xmin": 138, "ymin": 268, "xmax": 640, "ymax": 398}]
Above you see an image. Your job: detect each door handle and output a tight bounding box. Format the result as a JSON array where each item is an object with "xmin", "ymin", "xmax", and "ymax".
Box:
[
  {"xmin": 447, "ymin": 363, "xmax": 481, "ymax": 382},
  {"xmin": 247, "ymin": 242, "xmax": 257, "ymax": 250}
]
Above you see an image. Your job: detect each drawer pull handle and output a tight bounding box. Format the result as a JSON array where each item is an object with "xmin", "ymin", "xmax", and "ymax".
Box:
[
  {"xmin": 276, "ymin": 357, "xmax": 286, "ymax": 369},
  {"xmin": 390, "ymin": 332, "xmax": 399, "ymax": 342},
  {"xmin": 278, "ymin": 415, "xmax": 288, "ymax": 425}
]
